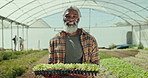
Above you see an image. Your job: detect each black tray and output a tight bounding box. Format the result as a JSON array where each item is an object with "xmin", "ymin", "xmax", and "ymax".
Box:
[{"xmin": 34, "ymin": 70, "xmax": 99, "ymax": 76}]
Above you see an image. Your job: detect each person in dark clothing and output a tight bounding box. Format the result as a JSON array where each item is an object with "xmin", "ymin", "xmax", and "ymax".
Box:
[{"xmin": 12, "ymin": 35, "xmax": 18, "ymax": 51}]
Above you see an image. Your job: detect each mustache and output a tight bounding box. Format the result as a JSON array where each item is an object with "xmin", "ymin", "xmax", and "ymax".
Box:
[{"xmin": 64, "ymin": 21, "xmax": 78, "ymax": 26}]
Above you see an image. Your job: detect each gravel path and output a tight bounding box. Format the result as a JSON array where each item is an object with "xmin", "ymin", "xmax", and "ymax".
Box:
[{"xmin": 99, "ymin": 49, "xmax": 139, "ymax": 58}]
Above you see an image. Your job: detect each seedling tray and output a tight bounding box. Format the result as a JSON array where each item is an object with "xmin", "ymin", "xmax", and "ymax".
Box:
[{"xmin": 34, "ymin": 70, "xmax": 99, "ymax": 76}]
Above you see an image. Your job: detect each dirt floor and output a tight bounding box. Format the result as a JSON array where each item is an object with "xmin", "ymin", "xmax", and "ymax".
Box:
[
  {"xmin": 99, "ymin": 49, "xmax": 139, "ymax": 58},
  {"xmin": 18, "ymin": 49, "xmax": 141, "ymax": 78}
]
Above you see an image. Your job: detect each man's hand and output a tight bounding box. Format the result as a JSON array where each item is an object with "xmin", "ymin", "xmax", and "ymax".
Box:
[
  {"xmin": 44, "ymin": 74, "xmax": 61, "ymax": 78},
  {"xmin": 68, "ymin": 73, "xmax": 87, "ymax": 78}
]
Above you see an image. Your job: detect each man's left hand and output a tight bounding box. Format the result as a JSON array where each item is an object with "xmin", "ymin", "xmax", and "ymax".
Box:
[{"xmin": 68, "ymin": 73, "xmax": 87, "ymax": 78}]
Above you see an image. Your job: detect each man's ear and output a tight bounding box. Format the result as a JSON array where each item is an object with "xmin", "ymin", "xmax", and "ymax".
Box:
[{"xmin": 77, "ymin": 18, "xmax": 80, "ymax": 23}]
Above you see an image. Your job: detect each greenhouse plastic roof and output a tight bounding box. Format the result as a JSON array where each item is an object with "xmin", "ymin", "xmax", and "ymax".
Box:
[{"xmin": 0, "ymin": 0, "xmax": 148, "ymax": 28}]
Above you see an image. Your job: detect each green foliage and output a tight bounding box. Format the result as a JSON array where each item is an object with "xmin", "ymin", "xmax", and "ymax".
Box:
[
  {"xmin": 144, "ymin": 48, "xmax": 148, "ymax": 50},
  {"xmin": 138, "ymin": 42, "xmax": 144, "ymax": 49},
  {"xmin": 11, "ymin": 65, "xmax": 27, "ymax": 76},
  {"xmin": 2, "ymin": 52, "xmax": 12, "ymax": 60},
  {"xmin": 0, "ymin": 65, "xmax": 27, "ymax": 78},
  {"xmin": 101, "ymin": 57, "xmax": 148, "ymax": 78},
  {"xmin": 0, "ymin": 50, "xmax": 48, "ymax": 78},
  {"xmin": 0, "ymin": 52, "xmax": 3, "ymax": 61},
  {"xmin": 109, "ymin": 44, "xmax": 116, "ymax": 49},
  {"xmin": 33, "ymin": 63, "xmax": 99, "ymax": 71},
  {"xmin": 0, "ymin": 50, "xmax": 43, "ymax": 62},
  {"xmin": 128, "ymin": 45, "xmax": 137, "ymax": 49},
  {"xmin": 99, "ymin": 53, "xmax": 112, "ymax": 59},
  {"xmin": 14, "ymin": 51, "xmax": 24, "ymax": 55}
]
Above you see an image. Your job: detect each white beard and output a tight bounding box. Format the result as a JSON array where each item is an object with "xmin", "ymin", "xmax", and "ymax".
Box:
[{"xmin": 64, "ymin": 21, "xmax": 78, "ymax": 33}]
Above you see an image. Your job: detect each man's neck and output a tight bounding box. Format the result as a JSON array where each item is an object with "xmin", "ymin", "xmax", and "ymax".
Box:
[
  {"xmin": 66, "ymin": 29, "xmax": 81, "ymax": 36},
  {"xmin": 67, "ymin": 31, "xmax": 78, "ymax": 36}
]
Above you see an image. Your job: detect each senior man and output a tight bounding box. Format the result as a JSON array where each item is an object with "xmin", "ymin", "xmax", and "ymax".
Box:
[{"xmin": 48, "ymin": 6, "xmax": 100, "ymax": 78}]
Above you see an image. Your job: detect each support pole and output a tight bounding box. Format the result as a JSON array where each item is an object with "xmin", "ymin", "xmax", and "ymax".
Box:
[
  {"xmin": 11, "ymin": 22, "xmax": 13, "ymax": 52},
  {"xmin": 17, "ymin": 25, "xmax": 19, "ymax": 51},
  {"xmin": 131, "ymin": 25, "xmax": 133, "ymax": 44},
  {"xmin": 38, "ymin": 40, "xmax": 40, "ymax": 50},
  {"xmin": 139, "ymin": 25, "xmax": 141, "ymax": 44},
  {"xmin": 89, "ymin": 9, "xmax": 91, "ymax": 33},
  {"xmin": 1, "ymin": 19, "xmax": 4, "ymax": 53},
  {"xmin": 26, "ymin": 27, "xmax": 29, "ymax": 50},
  {"xmin": 22, "ymin": 26, "xmax": 24, "ymax": 39}
]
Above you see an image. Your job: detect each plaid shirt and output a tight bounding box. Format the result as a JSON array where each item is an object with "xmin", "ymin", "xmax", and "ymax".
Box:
[{"xmin": 48, "ymin": 28, "xmax": 100, "ymax": 64}]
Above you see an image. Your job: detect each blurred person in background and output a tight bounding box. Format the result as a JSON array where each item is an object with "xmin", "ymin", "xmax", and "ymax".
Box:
[
  {"xmin": 12, "ymin": 35, "xmax": 18, "ymax": 51},
  {"xmin": 19, "ymin": 37, "xmax": 24, "ymax": 51}
]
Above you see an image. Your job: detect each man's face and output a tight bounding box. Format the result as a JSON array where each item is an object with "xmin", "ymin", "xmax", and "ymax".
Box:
[{"xmin": 63, "ymin": 8, "xmax": 79, "ymax": 26}]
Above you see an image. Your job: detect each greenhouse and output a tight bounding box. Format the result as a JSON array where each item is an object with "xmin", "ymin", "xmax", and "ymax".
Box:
[{"xmin": 0, "ymin": 0, "xmax": 148, "ymax": 78}]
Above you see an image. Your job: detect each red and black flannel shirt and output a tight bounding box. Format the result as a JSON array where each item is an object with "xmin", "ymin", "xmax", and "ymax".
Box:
[{"xmin": 48, "ymin": 28, "xmax": 100, "ymax": 64}]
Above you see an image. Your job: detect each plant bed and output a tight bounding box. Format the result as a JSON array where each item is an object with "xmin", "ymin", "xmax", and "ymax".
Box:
[
  {"xmin": 101, "ymin": 57, "xmax": 148, "ymax": 78},
  {"xmin": 0, "ymin": 50, "xmax": 48, "ymax": 78}
]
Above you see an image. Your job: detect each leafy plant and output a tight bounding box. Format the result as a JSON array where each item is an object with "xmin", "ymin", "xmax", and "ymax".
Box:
[
  {"xmin": 101, "ymin": 57, "xmax": 148, "ymax": 78},
  {"xmin": 109, "ymin": 44, "xmax": 116, "ymax": 49},
  {"xmin": 99, "ymin": 53, "xmax": 112, "ymax": 59},
  {"xmin": 0, "ymin": 52, "xmax": 3, "ymax": 61},
  {"xmin": 138, "ymin": 42, "xmax": 144, "ymax": 49},
  {"xmin": 2, "ymin": 52, "xmax": 12, "ymax": 60},
  {"xmin": 0, "ymin": 65, "xmax": 27, "ymax": 78},
  {"xmin": 0, "ymin": 50, "xmax": 48, "ymax": 78},
  {"xmin": 33, "ymin": 63, "xmax": 99, "ymax": 71}
]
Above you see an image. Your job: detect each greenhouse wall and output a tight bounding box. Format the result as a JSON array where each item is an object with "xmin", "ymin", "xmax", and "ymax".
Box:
[
  {"xmin": 133, "ymin": 25, "xmax": 148, "ymax": 48},
  {"xmin": 1, "ymin": 26, "xmax": 148, "ymax": 50}
]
